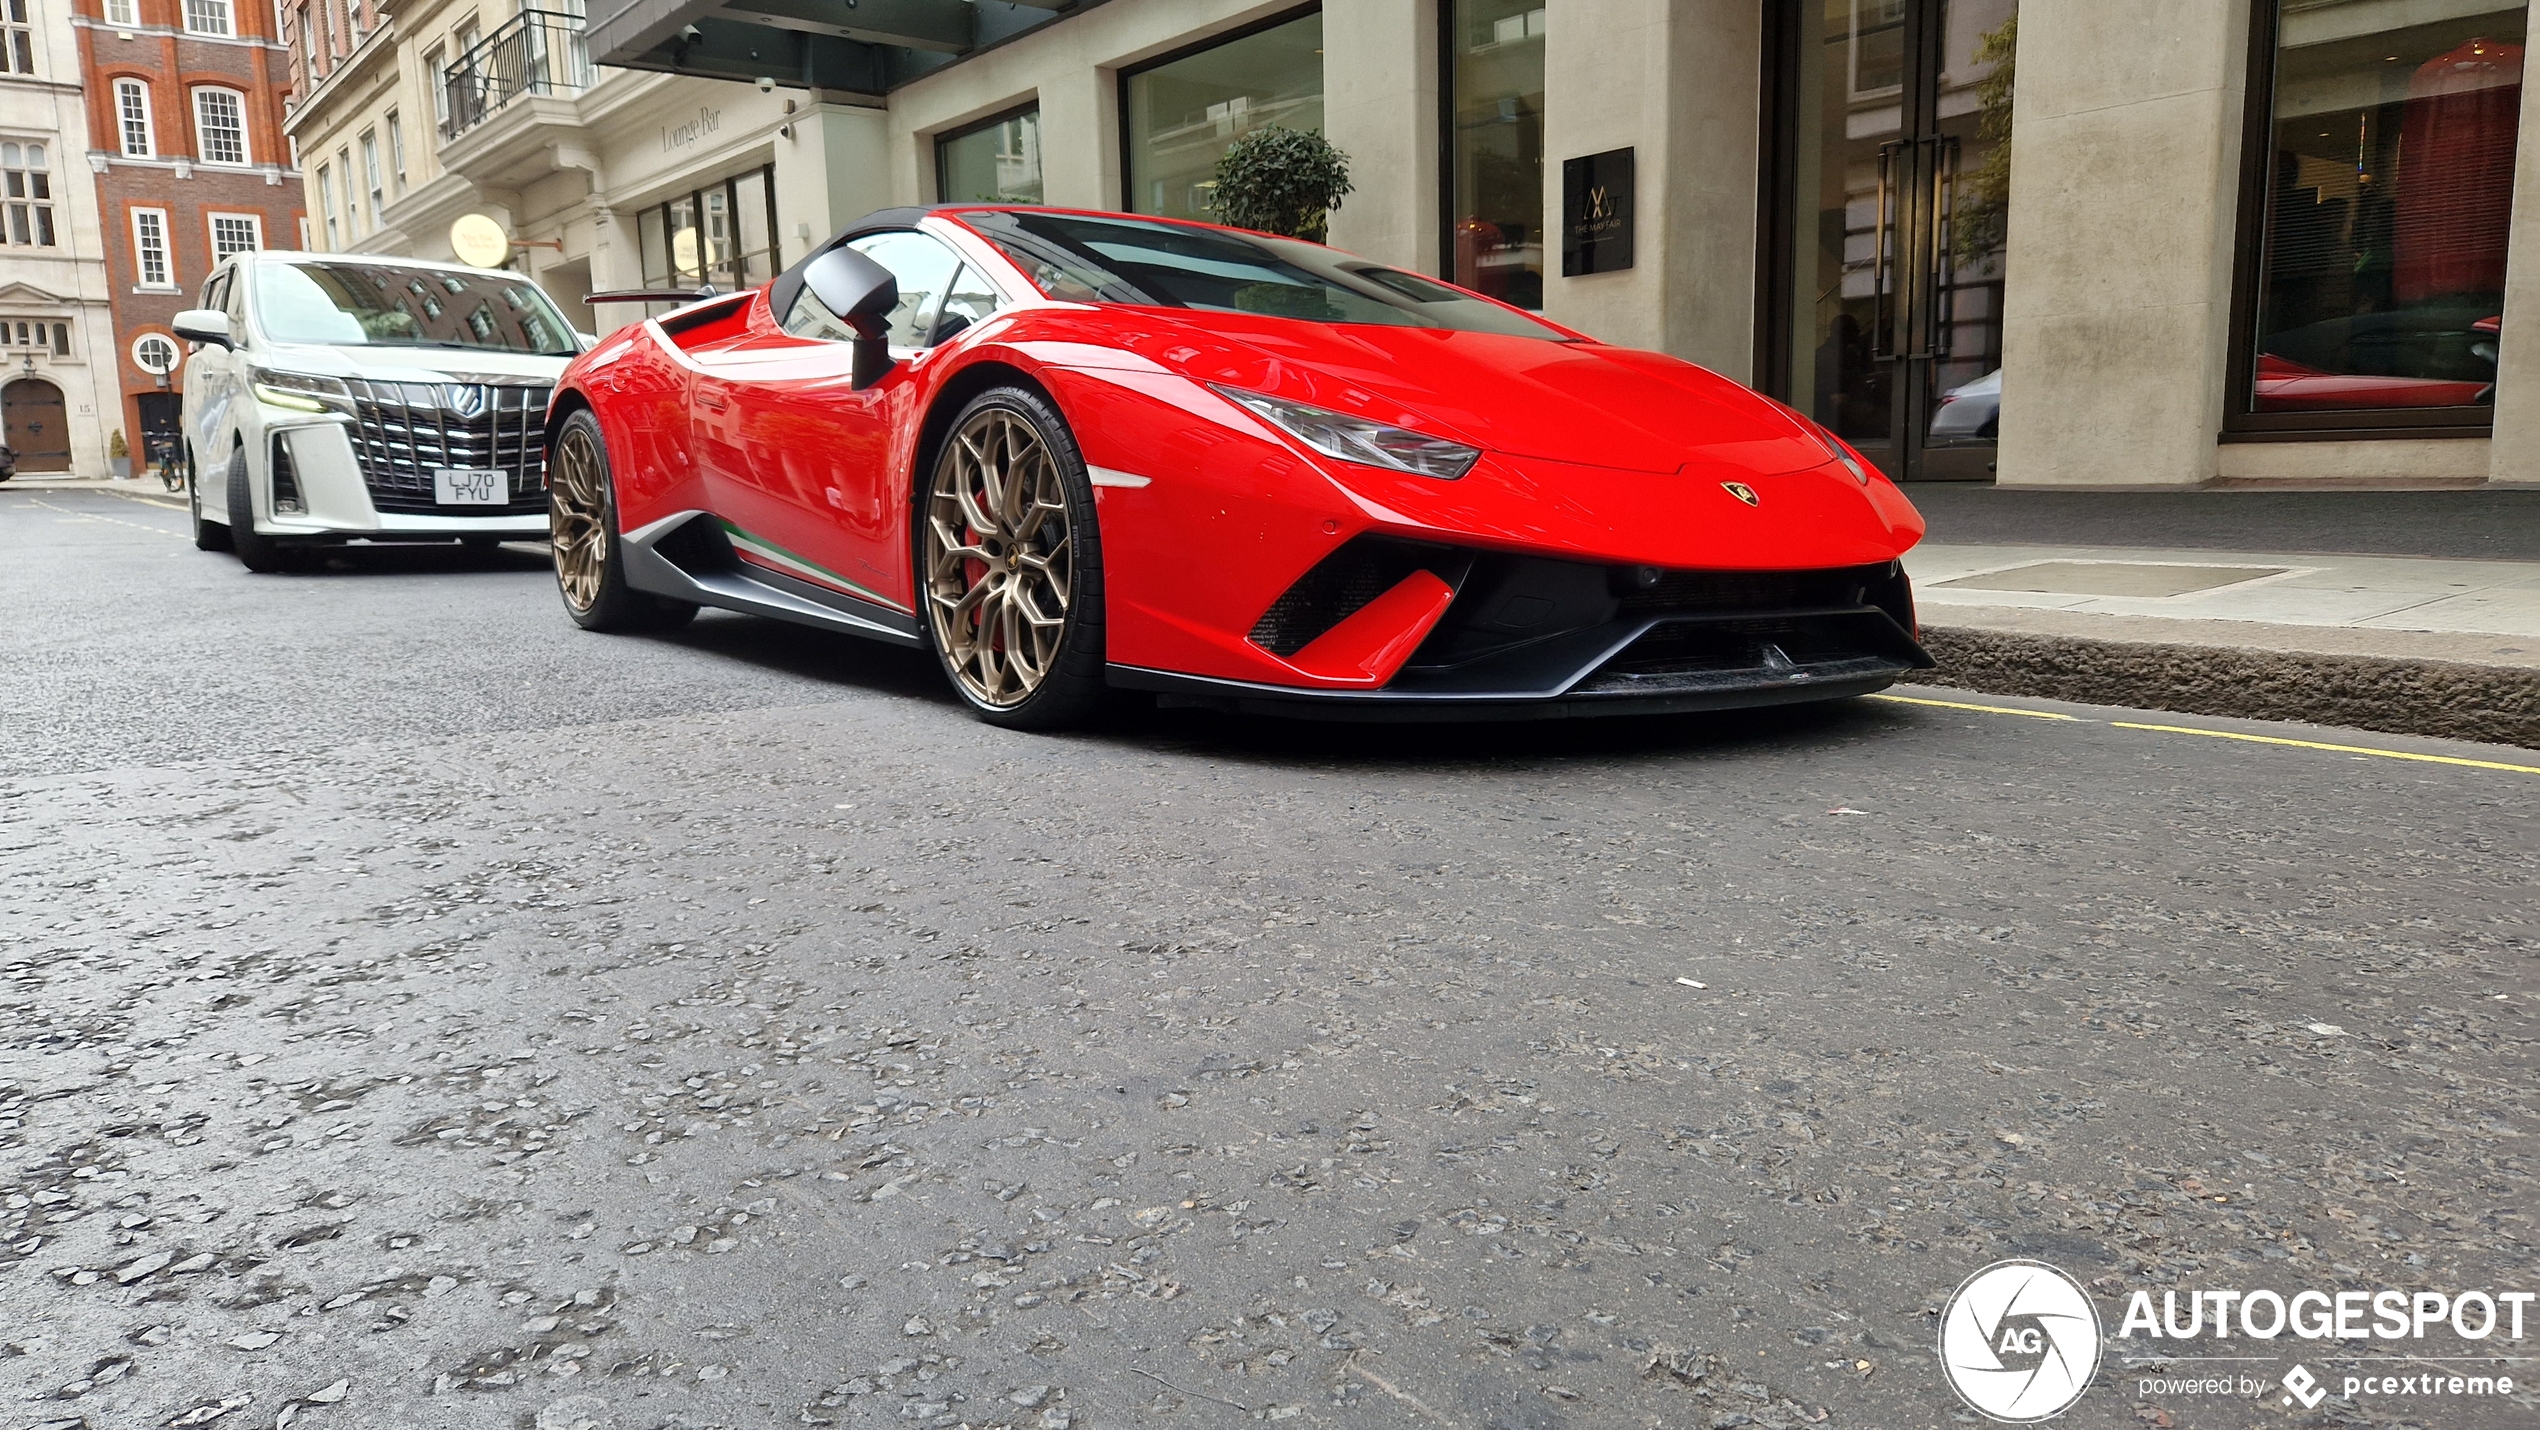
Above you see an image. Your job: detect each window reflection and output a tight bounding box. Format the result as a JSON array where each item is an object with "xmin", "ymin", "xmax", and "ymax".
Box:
[
  {"xmin": 1446, "ymin": 0, "xmax": 1545, "ymax": 309},
  {"xmin": 2252, "ymin": 2, "xmax": 2526, "ymax": 415},
  {"xmin": 1123, "ymin": 12, "xmax": 1325, "ymax": 225},
  {"xmin": 939, "ymin": 108, "xmax": 1043, "ymax": 204}
]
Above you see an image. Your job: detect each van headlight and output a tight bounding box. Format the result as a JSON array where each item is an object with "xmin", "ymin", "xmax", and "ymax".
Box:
[{"xmin": 250, "ymin": 368, "xmax": 352, "ymax": 414}]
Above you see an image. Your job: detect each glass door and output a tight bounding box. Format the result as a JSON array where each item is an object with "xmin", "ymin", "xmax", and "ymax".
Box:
[{"xmin": 1763, "ymin": 0, "xmax": 2015, "ymax": 480}]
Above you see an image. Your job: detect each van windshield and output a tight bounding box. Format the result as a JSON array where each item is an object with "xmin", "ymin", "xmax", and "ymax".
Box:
[
  {"xmin": 954, "ymin": 210, "xmax": 1569, "ymax": 340},
  {"xmin": 256, "ymin": 260, "xmax": 578, "ymax": 355}
]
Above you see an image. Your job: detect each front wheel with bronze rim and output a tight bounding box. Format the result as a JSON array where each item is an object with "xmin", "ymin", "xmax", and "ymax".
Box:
[
  {"xmin": 919, "ymin": 387, "xmax": 1108, "ymax": 729},
  {"xmin": 549, "ymin": 408, "xmax": 697, "ymax": 633}
]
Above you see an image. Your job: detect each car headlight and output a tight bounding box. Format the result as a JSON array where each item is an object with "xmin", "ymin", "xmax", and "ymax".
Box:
[
  {"xmin": 250, "ymin": 367, "xmax": 352, "ymax": 414},
  {"xmin": 1210, "ymin": 385, "xmax": 1480, "ymax": 480},
  {"xmin": 1807, "ymin": 421, "xmax": 1873, "ymax": 485}
]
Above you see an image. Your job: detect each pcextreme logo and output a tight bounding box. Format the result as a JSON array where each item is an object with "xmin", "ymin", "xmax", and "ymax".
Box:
[{"xmin": 1938, "ymin": 1260, "xmax": 2104, "ymax": 1422}]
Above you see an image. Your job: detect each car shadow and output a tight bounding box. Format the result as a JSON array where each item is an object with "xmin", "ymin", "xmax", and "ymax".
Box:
[{"xmin": 280, "ymin": 541, "xmax": 554, "ymax": 578}]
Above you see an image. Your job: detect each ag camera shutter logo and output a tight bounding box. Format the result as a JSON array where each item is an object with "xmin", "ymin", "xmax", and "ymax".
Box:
[{"xmin": 1939, "ymin": 1260, "xmax": 2104, "ymax": 1421}]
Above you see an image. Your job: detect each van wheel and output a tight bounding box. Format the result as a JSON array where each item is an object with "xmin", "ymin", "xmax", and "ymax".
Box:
[
  {"xmin": 226, "ymin": 445, "xmax": 285, "ymax": 574},
  {"xmin": 191, "ymin": 456, "xmax": 232, "ymax": 551}
]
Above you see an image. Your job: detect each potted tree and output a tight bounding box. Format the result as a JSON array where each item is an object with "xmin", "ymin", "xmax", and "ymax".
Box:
[
  {"xmin": 107, "ymin": 428, "xmax": 131, "ymax": 480},
  {"xmin": 1206, "ymin": 126, "xmax": 1354, "ymax": 243}
]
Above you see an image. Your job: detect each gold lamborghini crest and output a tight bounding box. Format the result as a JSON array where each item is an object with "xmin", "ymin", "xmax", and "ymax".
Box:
[{"xmin": 1722, "ymin": 482, "xmax": 1759, "ymax": 507}]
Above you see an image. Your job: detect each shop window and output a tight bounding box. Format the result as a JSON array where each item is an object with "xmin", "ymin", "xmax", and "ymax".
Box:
[
  {"xmin": 1121, "ymin": 8, "xmax": 1323, "ymax": 224},
  {"xmin": 2, "ymin": 141, "xmax": 54, "ymax": 247},
  {"xmin": 2232, "ymin": 1, "xmax": 2528, "ymax": 433},
  {"xmin": 116, "ymin": 79, "xmax": 154, "ymax": 157},
  {"xmin": 937, "ymin": 104, "xmax": 1042, "ymax": 204},
  {"xmin": 637, "ymin": 165, "xmax": 781, "ymax": 292},
  {"xmin": 1442, "ymin": 0, "xmax": 1545, "ymax": 309},
  {"xmin": 194, "ymin": 87, "xmax": 249, "ymax": 165}
]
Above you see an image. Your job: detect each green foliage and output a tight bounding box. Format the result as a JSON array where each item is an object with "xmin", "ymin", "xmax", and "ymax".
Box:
[
  {"xmin": 107, "ymin": 428, "xmax": 128, "ymax": 458},
  {"xmin": 1206, "ymin": 126, "xmax": 1354, "ymax": 243},
  {"xmin": 1954, "ymin": 14, "xmax": 2016, "ymax": 272}
]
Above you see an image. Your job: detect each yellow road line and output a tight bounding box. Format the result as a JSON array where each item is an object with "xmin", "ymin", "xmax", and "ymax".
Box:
[
  {"xmin": 1871, "ymin": 693, "xmax": 2079, "ymax": 721},
  {"xmin": 2109, "ymin": 722, "xmax": 2540, "ymax": 776},
  {"xmin": 107, "ymin": 491, "xmax": 189, "ymax": 512}
]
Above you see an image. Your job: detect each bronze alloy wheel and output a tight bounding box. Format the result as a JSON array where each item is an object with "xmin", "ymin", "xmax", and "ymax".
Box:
[
  {"xmin": 923, "ymin": 405, "xmax": 1075, "ymax": 708},
  {"xmin": 549, "ymin": 421, "xmax": 607, "ymax": 614}
]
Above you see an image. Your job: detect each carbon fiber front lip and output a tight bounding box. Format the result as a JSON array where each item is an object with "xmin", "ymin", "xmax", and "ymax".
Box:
[{"xmin": 1106, "ymin": 659, "xmax": 1918, "ymax": 723}]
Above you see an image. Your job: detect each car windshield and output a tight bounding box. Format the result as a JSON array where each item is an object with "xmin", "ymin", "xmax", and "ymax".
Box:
[
  {"xmin": 955, "ymin": 210, "xmax": 1569, "ymax": 340},
  {"xmin": 254, "ymin": 260, "xmax": 578, "ymax": 355}
]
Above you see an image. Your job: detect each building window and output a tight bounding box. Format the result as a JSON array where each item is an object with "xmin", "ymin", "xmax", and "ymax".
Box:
[
  {"xmin": 1121, "ymin": 8, "xmax": 1324, "ymax": 224},
  {"xmin": 335, "ymin": 145, "xmax": 355, "ymax": 236},
  {"xmin": 210, "ymin": 212, "xmax": 262, "ymax": 258},
  {"xmin": 1443, "ymin": 1, "xmax": 1546, "ymax": 309},
  {"xmin": 2, "ymin": 142, "xmax": 55, "ymax": 247},
  {"xmin": 360, "ymin": 129, "xmax": 382, "ymax": 226},
  {"xmin": 132, "ymin": 208, "xmax": 172, "ymax": 285},
  {"xmin": 184, "ymin": 0, "xmax": 232, "ymax": 35},
  {"xmin": 385, "ymin": 108, "xmax": 405, "ymax": 191},
  {"xmin": 317, "ymin": 162, "xmax": 337, "ymax": 248},
  {"xmin": 115, "ymin": 79, "xmax": 154, "ymax": 157},
  {"xmin": 424, "ymin": 45, "xmax": 446, "ymax": 129},
  {"xmin": 2232, "ymin": 0, "xmax": 2530, "ymax": 432},
  {"xmin": 134, "ymin": 332, "xmax": 179, "ymax": 375},
  {"xmin": 637, "ymin": 165, "xmax": 781, "ymax": 289},
  {"xmin": 5, "ymin": 0, "xmax": 33, "ymax": 74},
  {"xmin": 194, "ymin": 88, "xmax": 249, "ymax": 165},
  {"xmin": 937, "ymin": 104, "xmax": 1043, "ymax": 204},
  {"xmin": 106, "ymin": 0, "xmax": 136, "ymax": 25}
]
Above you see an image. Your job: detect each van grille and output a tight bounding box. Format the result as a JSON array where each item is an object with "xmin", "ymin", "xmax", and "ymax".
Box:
[{"xmin": 343, "ymin": 379, "xmax": 551, "ymax": 516}]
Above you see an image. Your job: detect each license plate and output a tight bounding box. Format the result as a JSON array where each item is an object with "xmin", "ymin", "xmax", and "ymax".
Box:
[{"xmin": 434, "ymin": 468, "xmax": 507, "ymax": 505}]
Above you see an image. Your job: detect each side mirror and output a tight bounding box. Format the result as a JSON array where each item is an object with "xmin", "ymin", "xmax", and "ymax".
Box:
[
  {"xmin": 802, "ymin": 245, "xmax": 900, "ymax": 390},
  {"xmin": 173, "ymin": 308, "xmax": 233, "ymax": 350}
]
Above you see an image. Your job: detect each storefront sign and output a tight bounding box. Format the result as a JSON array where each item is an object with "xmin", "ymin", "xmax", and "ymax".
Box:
[
  {"xmin": 1561, "ymin": 147, "xmax": 1634, "ymax": 277},
  {"xmin": 662, "ymin": 106, "xmax": 723, "ymax": 153}
]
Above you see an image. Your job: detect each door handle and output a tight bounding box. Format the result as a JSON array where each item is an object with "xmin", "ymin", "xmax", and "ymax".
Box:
[
  {"xmin": 1872, "ymin": 140, "xmax": 1902, "ymax": 359},
  {"xmin": 1924, "ymin": 135, "xmax": 1960, "ymax": 361}
]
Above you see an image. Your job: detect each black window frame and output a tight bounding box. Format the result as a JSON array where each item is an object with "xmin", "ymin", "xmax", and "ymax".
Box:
[
  {"xmin": 636, "ymin": 163, "xmax": 783, "ymax": 292},
  {"xmin": 1114, "ymin": 2, "xmax": 1324, "ymax": 218},
  {"xmin": 1435, "ymin": 0, "xmax": 1552, "ymax": 308},
  {"xmin": 2222, "ymin": 0, "xmax": 2511, "ymax": 443},
  {"xmin": 933, "ymin": 99, "xmax": 1042, "ymax": 205}
]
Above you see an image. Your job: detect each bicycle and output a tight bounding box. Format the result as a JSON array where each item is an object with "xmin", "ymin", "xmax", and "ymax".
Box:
[{"xmin": 148, "ymin": 436, "xmax": 185, "ymax": 493}]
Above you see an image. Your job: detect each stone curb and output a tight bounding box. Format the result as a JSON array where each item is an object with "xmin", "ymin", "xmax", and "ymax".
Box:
[{"xmin": 1920, "ymin": 625, "xmax": 2540, "ymax": 751}]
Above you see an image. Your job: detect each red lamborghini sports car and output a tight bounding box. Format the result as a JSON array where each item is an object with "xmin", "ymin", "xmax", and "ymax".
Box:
[{"xmin": 544, "ymin": 206, "xmax": 1931, "ymax": 728}]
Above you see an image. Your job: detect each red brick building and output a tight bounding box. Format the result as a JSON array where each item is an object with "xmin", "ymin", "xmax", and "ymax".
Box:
[{"xmin": 76, "ymin": 0, "xmax": 303, "ymax": 457}]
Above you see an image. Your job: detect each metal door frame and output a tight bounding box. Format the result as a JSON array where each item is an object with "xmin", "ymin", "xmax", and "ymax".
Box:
[{"xmin": 1755, "ymin": 0, "xmax": 1982, "ymax": 481}]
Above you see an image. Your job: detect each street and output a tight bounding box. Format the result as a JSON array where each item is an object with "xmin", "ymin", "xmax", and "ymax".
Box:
[{"xmin": 2, "ymin": 487, "xmax": 2532, "ymax": 1429}]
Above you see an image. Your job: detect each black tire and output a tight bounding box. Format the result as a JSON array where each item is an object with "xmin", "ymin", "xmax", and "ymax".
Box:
[
  {"xmin": 226, "ymin": 445, "xmax": 285, "ymax": 573},
  {"xmin": 548, "ymin": 408, "xmax": 697, "ymax": 632},
  {"xmin": 916, "ymin": 385, "xmax": 1109, "ymax": 731},
  {"xmin": 190, "ymin": 453, "xmax": 231, "ymax": 551}
]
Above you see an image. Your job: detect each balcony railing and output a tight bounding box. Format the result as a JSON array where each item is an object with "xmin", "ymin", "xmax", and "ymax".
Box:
[{"xmin": 442, "ymin": 9, "xmax": 591, "ymax": 139}]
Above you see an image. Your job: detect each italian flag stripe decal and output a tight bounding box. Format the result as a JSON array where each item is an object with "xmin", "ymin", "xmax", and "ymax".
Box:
[{"xmin": 720, "ymin": 520, "xmax": 906, "ymax": 612}]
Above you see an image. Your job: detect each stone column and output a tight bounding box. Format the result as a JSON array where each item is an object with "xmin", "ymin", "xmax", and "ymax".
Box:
[
  {"xmin": 1322, "ymin": 0, "xmax": 1438, "ymax": 275},
  {"xmin": 2487, "ymin": 39, "xmax": 2540, "ymax": 486},
  {"xmin": 1994, "ymin": 0, "xmax": 2249, "ymax": 487},
  {"xmin": 1538, "ymin": 0, "xmax": 1760, "ymax": 376},
  {"xmin": 1037, "ymin": 67, "xmax": 1118, "ymax": 210},
  {"xmin": 778, "ymin": 99, "xmax": 890, "ymax": 246}
]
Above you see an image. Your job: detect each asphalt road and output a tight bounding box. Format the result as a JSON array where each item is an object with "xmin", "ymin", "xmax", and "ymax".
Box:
[{"xmin": 2, "ymin": 488, "xmax": 2533, "ymax": 1430}]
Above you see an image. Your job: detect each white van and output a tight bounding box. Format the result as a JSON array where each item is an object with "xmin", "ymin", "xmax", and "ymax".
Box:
[{"xmin": 173, "ymin": 252, "xmax": 583, "ymax": 571}]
